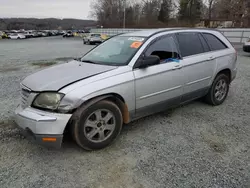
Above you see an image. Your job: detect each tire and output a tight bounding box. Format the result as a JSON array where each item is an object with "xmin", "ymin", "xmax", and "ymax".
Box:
[
  {"xmin": 204, "ymin": 74, "xmax": 230, "ymax": 106},
  {"xmin": 17, "ymin": 37, "xmax": 20, "ymax": 39},
  {"xmin": 71, "ymin": 100, "xmax": 123, "ymax": 150}
]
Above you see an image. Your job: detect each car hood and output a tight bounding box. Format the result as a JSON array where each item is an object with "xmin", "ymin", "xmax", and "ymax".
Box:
[{"xmin": 22, "ymin": 60, "xmax": 117, "ymax": 91}]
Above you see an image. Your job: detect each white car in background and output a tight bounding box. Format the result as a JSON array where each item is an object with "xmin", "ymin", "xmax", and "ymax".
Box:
[
  {"xmin": 243, "ymin": 37, "xmax": 250, "ymax": 53},
  {"xmin": 83, "ymin": 33, "xmax": 103, "ymax": 45},
  {"xmin": 9, "ymin": 33, "xmax": 26, "ymax": 39}
]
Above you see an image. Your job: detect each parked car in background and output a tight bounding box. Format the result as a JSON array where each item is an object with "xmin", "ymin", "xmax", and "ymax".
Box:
[
  {"xmin": 63, "ymin": 31, "xmax": 74, "ymax": 38},
  {"xmin": 36, "ymin": 32, "xmax": 44, "ymax": 37},
  {"xmin": 31, "ymin": 32, "xmax": 40, "ymax": 38},
  {"xmin": 243, "ymin": 37, "xmax": 250, "ymax": 53},
  {"xmin": 0, "ymin": 31, "xmax": 9, "ymax": 39},
  {"xmin": 15, "ymin": 29, "xmax": 237, "ymax": 150},
  {"xmin": 58, "ymin": 30, "xmax": 65, "ymax": 35},
  {"xmin": 9, "ymin": 33, "xmax": 26, "ymax": 39},
  {"xmin": 24, "ymin": 31, "xmax": 34, "ymax": 38},
  {"xmin": 83, "ymin": 33, "xmax": 103, "ymax": 45}
]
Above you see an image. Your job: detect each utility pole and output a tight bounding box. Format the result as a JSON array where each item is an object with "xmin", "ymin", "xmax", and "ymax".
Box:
[{"xmin": 123, "ymin": 0, "xmax": 126, "ymax": 28}]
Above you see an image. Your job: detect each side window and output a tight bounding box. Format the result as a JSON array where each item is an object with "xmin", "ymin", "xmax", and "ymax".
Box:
[
  {"xmin": 203, "ymin": 33, "xmax": 228, "ymax": 51},
  {"xmin": 198, "ymin": 33, "xmax": 210, "ymax": 52},
  {"xmin": 176, "ymin": 32, "xmax": 205, "ymax": 57},
  {"xmin": 145, "ymin": 35, "xmax": 180, "ymax": 62}
]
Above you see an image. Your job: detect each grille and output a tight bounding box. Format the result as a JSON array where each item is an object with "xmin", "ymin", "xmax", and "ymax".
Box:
[{"xmin": 21, "ymin": 87, "xmax": 31, "ymax": 108}]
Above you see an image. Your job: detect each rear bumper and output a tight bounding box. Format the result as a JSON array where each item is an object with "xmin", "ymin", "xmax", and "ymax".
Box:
[
  {"xmin": 15, "ymin": 105, "xmax": 72, "ymax": 148},
  {"xmin": 243, "ymin": 45, "xmax": 250, "ymax": 52}
]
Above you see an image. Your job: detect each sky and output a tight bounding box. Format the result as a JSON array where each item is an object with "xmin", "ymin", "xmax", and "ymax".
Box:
[{"xmin": 0, "ymin": 0, "xmax": 93, "ymax": 19}]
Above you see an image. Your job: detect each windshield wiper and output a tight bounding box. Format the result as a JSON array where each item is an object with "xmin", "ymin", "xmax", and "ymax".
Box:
[
  {"xmin": 80, "ymin": 59, "xmax": 98, "ymax": 64},
  {"xmin": 73, "ymin": 57, "xmax": 81, "ymax": 61},
  {"xmin": 73, "ymin": 58, "xmax": 96, "ymax": 64}
]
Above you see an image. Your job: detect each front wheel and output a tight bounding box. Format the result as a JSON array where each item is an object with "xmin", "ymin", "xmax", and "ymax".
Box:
[
  {"xmin": 204, "ymin": 74, "xmax": 230, "ymax": 105},
  {"xmin": 72, "ymin": 100, "xmax": 123, "ymax": 150}
]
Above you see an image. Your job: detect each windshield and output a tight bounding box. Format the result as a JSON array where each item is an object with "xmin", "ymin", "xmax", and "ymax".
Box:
[{"xmin": 81, "ymin": 36, "xmax": 145, "ymax": 66}]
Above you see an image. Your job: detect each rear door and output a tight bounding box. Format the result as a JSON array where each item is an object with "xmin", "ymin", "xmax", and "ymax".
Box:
[{"xmin": 176, "ymin": 32, "xmax": 216, "ymax": 102}]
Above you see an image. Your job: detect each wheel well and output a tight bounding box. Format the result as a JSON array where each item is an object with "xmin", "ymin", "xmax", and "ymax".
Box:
[
  {"xmin": 65, "ymin": 93, "xmax": 129, "ymax": 133},
  {"xmin": 80, "ymin": 93, "xmax": 130, "ymax": 123},
  {"xmin": 217, "ymin": 69, "xmax": 231, "ymax": 83},
  {"xmin": 102, "ymin": 94, "xmax": 130, "ymax": 124}
]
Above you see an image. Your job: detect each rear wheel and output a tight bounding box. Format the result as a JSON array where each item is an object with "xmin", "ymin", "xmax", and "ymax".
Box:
[
  {"xmin": 204, "ymin": 74, "xmax": 230, "ymax": 105},
  {"xmin": 72, "ymin": 100, "xmax": 123, "ymax": 150}
]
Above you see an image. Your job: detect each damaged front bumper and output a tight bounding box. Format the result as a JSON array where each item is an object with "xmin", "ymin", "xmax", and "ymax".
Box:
[{"xmin": 15, "ymin": 105, "xmax": 72, "ymax": 148}]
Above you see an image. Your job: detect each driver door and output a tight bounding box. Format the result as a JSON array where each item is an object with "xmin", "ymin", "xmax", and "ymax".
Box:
[{"xmin": 133, "ymin": 34, "xmax": 184, "ymax": 117}]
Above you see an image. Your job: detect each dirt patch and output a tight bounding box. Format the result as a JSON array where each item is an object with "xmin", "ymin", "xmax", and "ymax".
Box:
[
  {"xmin": 89, "ymin": 156, "xmax": 145, "ymax": 188},
  {"xmin": 31, "ymin": 61, "xmax": 57, "ymax": 67},
  {"xmin": 0, "ymin": 67, "xmax": 20, "ymax": 73},
  {"xmin": 55, "ymin": 57, "xmax": 74, "ymax": 61},
  {"xmin": 202, "ymin": 134, "xmax": 227, "ymax": 153},
  {"xmin": 0, "ymin": 120, "xmax": 16, "ymax": 128}
]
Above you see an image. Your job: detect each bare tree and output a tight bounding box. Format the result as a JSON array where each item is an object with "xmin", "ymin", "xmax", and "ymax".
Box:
[
  {"xmin": 204, "ymin": 0, "xmax": 215, "ymax": 20},
  {"xmin": 90, "ymin": 0, "xmax": 248, "ymax": 28}
]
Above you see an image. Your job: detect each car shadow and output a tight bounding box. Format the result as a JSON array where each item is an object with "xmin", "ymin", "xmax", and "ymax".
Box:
[{"xmin": 48, "ymin": 99, "xmax": 208, "ymax": 152}]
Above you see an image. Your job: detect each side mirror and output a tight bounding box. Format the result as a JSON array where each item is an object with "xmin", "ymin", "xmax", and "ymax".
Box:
[{"xmin": 136, "ymin": 55, "xmax": 160, "ymax": 69}]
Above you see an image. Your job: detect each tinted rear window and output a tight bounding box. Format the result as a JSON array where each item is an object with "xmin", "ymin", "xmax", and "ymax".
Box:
[
  {"xmin": 203, "ymin": 33, "xmax": 228, "ymax": 51},
  {"xmin": 91, "ymin": 34, "xmax": 101, "ymax": 37},
  {"xmin": 176, "ymin": 33, "xmax": 205, "ymax": 57}
]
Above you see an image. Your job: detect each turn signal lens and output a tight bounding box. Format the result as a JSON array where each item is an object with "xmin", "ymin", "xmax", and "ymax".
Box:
[{"xmin": 42, "ymin": 138, "xmax": 57, "ymax": 142}]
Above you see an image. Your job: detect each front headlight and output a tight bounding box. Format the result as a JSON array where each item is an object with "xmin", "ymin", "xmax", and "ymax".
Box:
[{"xmin": 32, "ymin": 92, "xmax": 64, "ymax": 110}]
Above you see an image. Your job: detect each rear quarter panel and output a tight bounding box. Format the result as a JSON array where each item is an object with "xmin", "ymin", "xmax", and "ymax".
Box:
[
  {"xmin": 211, "ymin": 51, "xmax": 237, "ymax": 85},
  {"xmin": 203, "ymin": 30, "xmax": 237, "ymax": 84}
]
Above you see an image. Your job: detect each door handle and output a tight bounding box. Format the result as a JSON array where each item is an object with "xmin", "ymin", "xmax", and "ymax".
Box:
[{"xmin": 172, "ymin": 64, "xmax": 182, "ymax": 70}]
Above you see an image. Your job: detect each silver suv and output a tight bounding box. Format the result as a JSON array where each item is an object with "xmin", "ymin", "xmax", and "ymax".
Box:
[{"xmin": 15, "ymin": 29, "xmax": 238, "ymax": 150}]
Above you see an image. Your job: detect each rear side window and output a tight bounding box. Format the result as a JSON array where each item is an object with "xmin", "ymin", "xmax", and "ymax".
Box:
[
  {"xmin": 198, "ymin": 34, "xmax": 210, "ymax": 52},
  {"xmin": 203, "ymin": 33, "xmax": 228, "ymax": 51},
  {"xmin": 145, "ymin": 35, "xmax": 180, "ymax": 62},
  {"xmin": 176, "ymin": 33, "xmax": 205, "ymax": 57}
]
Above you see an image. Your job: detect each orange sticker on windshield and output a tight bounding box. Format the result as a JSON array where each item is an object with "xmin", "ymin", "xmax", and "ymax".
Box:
[{"xmin": 130, "ymin": 41, "xmax": 143, "ymax": 49}]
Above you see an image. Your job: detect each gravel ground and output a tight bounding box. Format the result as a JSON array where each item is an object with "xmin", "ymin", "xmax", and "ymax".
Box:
[{"xmin": 0, "ymin": 37, "xmax": 249, "ymax": 188}]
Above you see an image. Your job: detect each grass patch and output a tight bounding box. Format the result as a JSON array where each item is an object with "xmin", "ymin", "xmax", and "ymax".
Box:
[{"xmin": 31, "ymin": 61, "xmax": 57, "ymax": 67}]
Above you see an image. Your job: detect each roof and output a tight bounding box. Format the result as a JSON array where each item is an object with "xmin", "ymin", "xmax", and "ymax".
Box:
[
  {"xmin": 120, "ymin": 28, "xmax": 218, "ymax": 37},
  {"xmin": 120, "ymin": 28, "xmax": 177, "ymax": 37}
]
